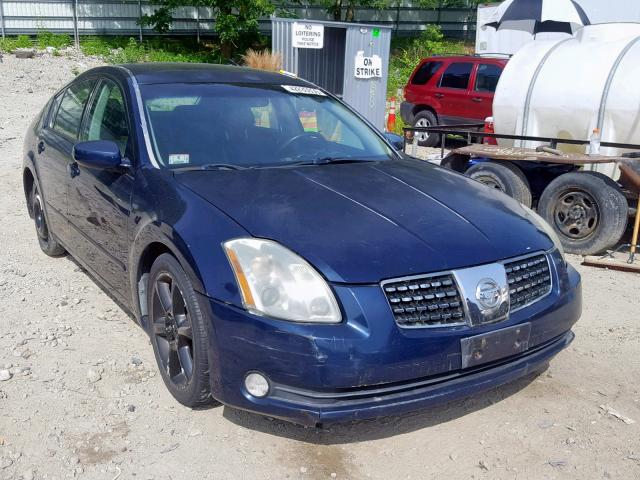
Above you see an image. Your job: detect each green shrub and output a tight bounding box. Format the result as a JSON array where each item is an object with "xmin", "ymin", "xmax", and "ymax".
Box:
[
  {"xmin": 36, "ymin": 31, "xmax": 72, "ymax": 49},
  {"xmin": 80, "ymin": 36, "xmax": 222, "ymax": 64},
  {"xmin": 15, "ymin": 35, "xmax": 34, "ymax": 49}
]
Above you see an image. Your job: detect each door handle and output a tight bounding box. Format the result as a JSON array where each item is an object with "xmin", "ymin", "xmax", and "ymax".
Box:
[
  {"xmin": 434, "ymin": 93, "xmax": 444, "ymax": 99},
  {"xmin": 37, "ymin": 141, "xmax": 46, "ymax": 154},
  {"xmin": 68, "ymin": 162, "xmax": 80, "ymax": 179},
  {"xmin": 472, "ymin": 97, "xmax": 483, "ymax": 103}
]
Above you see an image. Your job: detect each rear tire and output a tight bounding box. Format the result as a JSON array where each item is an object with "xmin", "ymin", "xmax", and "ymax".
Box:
[
  {"xmin": 465, "ymin": 161, "xmax": 533, "ymax": 207},
  {"xmin": 31, "ymin": 185, "xmax": 66, "ymax": 257},
  {"xmin": 148, "ymin": 253, "xmax": 215, "ymax": 408},
  {"xmin": 412, "ymin": 110, "xmax": 440, "ymax": 147},
  {"xmin": 537, "ymin": 172, "xmax": 628, "ymax": 255}
]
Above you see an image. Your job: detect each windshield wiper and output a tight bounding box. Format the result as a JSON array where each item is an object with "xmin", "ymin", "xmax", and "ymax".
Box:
[
  {"xmin": 172, "ymin": 163, "xmax": 245, "ymax": 172},
  {"xmin": 283, "ymin": 156, "xmax": 380, "ymax": 167}
]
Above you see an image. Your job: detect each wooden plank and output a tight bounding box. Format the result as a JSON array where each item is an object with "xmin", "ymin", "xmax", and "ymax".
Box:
[
  {"xmin": 582, "ymin": 255, "xmax": 640, "ymax": 273},
  {"xmin": 451, "ymin": 144, "xmax": 640, "ymax": 165}
]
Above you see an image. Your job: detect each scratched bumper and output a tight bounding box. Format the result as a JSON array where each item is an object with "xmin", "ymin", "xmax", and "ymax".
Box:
[{"xmin": 200, "ymin": 260, "xmax": 581, "ymax": 426}]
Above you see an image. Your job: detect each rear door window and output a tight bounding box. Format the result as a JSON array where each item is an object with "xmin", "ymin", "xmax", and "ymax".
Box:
[
  {"xmin": 439, "ymin": 62, "xmax": 474, "ymax": 90},
  {"xmin": 474, "ymin": 64, "xmax": 503, "ymax": 93},
  {"xmin": 411, "ymin": 61, "xmax": 442, "ymax": 85},
  {"xmin": 52, "ymin": 80, "xmax": 95, "ymax": 139}
]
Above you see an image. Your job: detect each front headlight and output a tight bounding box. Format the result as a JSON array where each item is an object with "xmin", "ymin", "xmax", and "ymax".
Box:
[
  {"xmin": 521, "ymin": 204, "xmax": 566, "ymax": 260},
  {"xmin": 223, "ymin": 238, "xmax": 342, "ymax": 323}
]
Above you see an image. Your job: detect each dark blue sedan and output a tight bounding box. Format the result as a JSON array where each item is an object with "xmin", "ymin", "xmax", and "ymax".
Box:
[{"xmin": 23, "ymin": 63, "xmax": 581, "ymax": 426}]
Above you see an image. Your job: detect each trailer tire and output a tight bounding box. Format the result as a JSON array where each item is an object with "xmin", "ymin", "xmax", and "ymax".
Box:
[
  {"xmin": 538, "ymin": 172, "xmax": 628, "ymax": 255},
  {"xmin": 465, "ymin": 161, "xmax": 532, "ymax": 207},
  {"xmin": 412, "ymin": 110, "xmax": 440, "ymax": 147}
]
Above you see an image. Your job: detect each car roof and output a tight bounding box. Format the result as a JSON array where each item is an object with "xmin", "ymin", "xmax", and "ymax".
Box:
[
  {"xmin": 422, "ymin": 55, "xmax": 509, "ymax": 64},
  {"xmin": 112, "ymin": 63, "xmax": 313, "ymax": 86}
]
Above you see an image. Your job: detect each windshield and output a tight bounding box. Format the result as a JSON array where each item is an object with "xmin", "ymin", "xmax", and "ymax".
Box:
[{"xmin": 140, "ymin": 83, "xmax": 394, "ymax": 169}]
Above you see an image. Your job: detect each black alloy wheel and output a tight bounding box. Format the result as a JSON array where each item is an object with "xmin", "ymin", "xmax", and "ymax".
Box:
[
  {"xmin": 151, "ymin": 272, "xmax": 194, "ymax": 388},
  {"xmin": 31, "ymin": 184, "xmax": 65, "ymax": 257},
  {"xmin": 148, "ymin": 254, "xmax": 214, "ymax": 407}
]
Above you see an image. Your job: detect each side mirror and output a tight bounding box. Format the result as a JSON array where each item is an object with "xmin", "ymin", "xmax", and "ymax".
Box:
[
  {"xmin": 73, "ymin": 140, "xmax": 123, "ymax": 170},
  {"xmin": 384, "ymin": 132, "xmax": 404, "ymax": 151}
]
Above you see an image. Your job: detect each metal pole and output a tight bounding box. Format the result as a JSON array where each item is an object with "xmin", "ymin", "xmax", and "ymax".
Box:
[
  {"xmin": 72, "ymin": 0, "xmax": 79, "ymax": 50},
  {"xmin": 138, "ymin": 0, "xmax": 143, "ymax": 42},
  {"xmin": 0, "ymin": 0, "xmax": 5, "ymax": 40},
  {"xmin": 196, "ymin": 6, "xmax": 200, "ymax": 44},
  {"xmin": 395, "ymin": 1, "xmax": 400, "ymax": 34}
]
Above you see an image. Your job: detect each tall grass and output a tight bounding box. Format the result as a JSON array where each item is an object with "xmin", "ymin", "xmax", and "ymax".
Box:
[{"xmin": 242, "ymin": 49, "xmax": 282, "ymax": 71}]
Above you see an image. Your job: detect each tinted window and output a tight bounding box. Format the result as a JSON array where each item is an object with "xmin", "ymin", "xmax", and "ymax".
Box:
[
  {"xmin": 411, "ymin": 61, "xmax": 442, "ymax": 85},
  {"xmin": 52, "ymin": 81, "xmax": 94, "ymax": 139},
  {"xmin": 439, "ymin": 63, "xmax": 473, "ymax": 90},
  {"xmin": 83, "ymin": 80, "xmax": 130, "ymax": 155},
  {"xmin": 475, "ymin": 64, "xmax": 503, "ymax": 93},
  {"xmin": 141, "ymin": 83, "xmax": 392, "ymax": 169}
]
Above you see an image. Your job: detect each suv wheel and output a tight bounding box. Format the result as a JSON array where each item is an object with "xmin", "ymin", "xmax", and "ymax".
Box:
[{"xmin": 413, "ymin": 111, "xmax": 440, "ymax": 147}]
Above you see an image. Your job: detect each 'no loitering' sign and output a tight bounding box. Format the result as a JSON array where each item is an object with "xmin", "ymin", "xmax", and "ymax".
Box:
[{"xmin": 292, "ymin": 22, "xmax": 324, "ymax": 49}]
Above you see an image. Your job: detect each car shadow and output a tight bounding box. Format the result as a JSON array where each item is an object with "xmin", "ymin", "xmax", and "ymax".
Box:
[{"xmin": 221, "ymin": 368, "xmax": 545, "ymax": 444}]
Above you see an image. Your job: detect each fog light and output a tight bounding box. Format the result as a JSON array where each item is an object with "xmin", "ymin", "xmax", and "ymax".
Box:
[{"xmin": 245, "ymin": 372, "xmax": 269, "ymax": 398}]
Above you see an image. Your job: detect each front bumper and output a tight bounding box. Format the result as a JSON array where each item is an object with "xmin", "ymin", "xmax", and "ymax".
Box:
[{"xmin": 202, "ymin": 260, "xmax": 581, "ymax": 426}]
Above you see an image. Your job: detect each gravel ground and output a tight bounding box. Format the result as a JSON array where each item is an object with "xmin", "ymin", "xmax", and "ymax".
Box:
[{"xmin": 1, "ymin": 52, "xmax": 640, "ymax": 480}]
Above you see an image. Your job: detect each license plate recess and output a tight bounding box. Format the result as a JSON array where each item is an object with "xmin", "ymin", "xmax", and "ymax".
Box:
[{"xmin": 460, "ymin": 323, "xmax": 532, "ymax": 369}]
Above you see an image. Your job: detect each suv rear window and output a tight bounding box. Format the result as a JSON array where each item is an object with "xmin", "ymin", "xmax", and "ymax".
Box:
[
  {"xmin": 439, "ymin": 62, "xmax": 473, "ymax": 90},
  {"xmin": 475, "ymin": 64, "xmax": 502, "ymax": 93},
  {"xmin": 411, "ymin": 61, "xmax": 442, "ymax": 85}
]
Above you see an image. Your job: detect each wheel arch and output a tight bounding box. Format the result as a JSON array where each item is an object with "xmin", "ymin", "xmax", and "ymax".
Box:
[
  {"xmin": 130, "ymin": 227, "xmax": 207, "ymax": 329},
  {"xmin": 412, "ymin": 104, "xmax": 438, "ymax": 119},
  {"xmin": 23, "ymin": 167, "xmax": 36, "ymax": 218}
]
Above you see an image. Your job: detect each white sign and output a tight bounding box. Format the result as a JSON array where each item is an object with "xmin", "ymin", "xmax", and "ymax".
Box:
[
  {"xmin": 354, "ymin": 51, "xmax": 382, "ymax": 79},
  {"xmin": 292, "ymin": 22, "xmax": 324, "ymax": 49}
]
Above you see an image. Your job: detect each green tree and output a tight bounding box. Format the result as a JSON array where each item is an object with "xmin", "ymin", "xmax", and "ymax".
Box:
[{"xmin": 141, "ymin": 0, "xmax": 277, "ymax": 58}]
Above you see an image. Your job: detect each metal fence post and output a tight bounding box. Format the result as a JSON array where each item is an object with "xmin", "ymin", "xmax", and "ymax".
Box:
[
  {"xmin": 138, "ymin": 0, "xmax": 143, "ymax": 42},
  {"xmin": 0, "ymin": 0, "xmax": 6, "ymax": 39},
  {"xmin": 196, "ymin": 6, "xmax": 200, "ymax": 44},
  {"xmin": 72, "ymin": 0, "xmax": 79, "ymax": 49}
]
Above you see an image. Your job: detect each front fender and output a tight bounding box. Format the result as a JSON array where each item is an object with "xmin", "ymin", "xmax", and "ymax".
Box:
[{"xmin": 128, "ymin": 168, "xmax": 249, "ymax": 323}]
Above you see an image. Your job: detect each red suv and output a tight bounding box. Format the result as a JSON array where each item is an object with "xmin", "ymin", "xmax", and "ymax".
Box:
[{"xmin": 401, "ymin": 55, "xmax": 508, "ymax": 146}]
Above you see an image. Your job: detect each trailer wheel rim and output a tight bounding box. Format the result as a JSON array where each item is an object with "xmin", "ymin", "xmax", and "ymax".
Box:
[
  {"xmin": 553, "ymin": 189, "xmax": 600, "ymax": 240},
  {"xmin": 415, "ymin": 117, "xmax": 431, "ymax": 142},
  {"xmin": 474, "ymin": 174, "xmax": 504, "ymax": 192}
]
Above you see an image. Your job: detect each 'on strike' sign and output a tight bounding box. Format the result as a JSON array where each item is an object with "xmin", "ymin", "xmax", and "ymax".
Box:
[
  {"xmin": 354, "ymin": 51, "xmax": 383, "ymax": 79},
  {"xmin": 292, "ymin": 23, "xmax": 324, "ymax": 49}
]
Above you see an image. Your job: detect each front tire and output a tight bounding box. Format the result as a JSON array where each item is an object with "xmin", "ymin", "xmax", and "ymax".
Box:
[
  {"xmin": 537, "ymin": 172, "xmax": 628, "ymax": 255},
  {"xmin": 148, "ymin": 254, "xmax": 215, "ymax": 408},
  {"xmin": 31, "ymin": 185, "xmax": 65, "ymax": 257}
]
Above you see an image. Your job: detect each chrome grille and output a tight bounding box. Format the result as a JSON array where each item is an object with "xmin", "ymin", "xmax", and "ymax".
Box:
[
  {"xmin": 504, "ymin": 254, "xmax": 551, "ymax": 311},
  {"xmin": 382, "ymin": 273, "xmax": 466, "ymax": 328}
]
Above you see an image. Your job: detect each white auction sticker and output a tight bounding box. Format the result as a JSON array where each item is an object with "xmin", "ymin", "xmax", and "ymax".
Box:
[
  {"xmin": 168, "ymin": 153, "xmax": 190, "ymax": 165},
  {"xmin": 292, "ymin": 22, "xmax": 324, "ymax": 49},
  {"xmin": 282, "ymin": 85, "xmax": 326, "ymax": 96}
]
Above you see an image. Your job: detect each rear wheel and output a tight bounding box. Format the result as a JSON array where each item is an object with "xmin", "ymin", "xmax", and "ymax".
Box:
[
  {"xmin": 148, "ymin": 254, "xmax": 215, "ymax": 408},
  {"xmin": 465, "ymin": 161, "xmax": 532, "ymax": 207},
  {"xmin": 413, "ymin": 110, "xmax": 440, "ymax": 147},
  {"xmin": 537, "ymin": 172, "xmax": 628, "ymax": 255},
  {"xmin": 31, "ymin": 185, "xmax": 65, "ymax": 257}
]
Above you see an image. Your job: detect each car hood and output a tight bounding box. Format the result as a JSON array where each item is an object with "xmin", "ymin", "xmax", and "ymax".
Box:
[{"xmin": 176, "ymin": 159, "xmax": 553, "ymax": 284}]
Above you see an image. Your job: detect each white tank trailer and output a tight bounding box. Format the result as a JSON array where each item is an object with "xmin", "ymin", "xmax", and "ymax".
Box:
[{"xmin": 493, "ymin": 23, "xmax": 640, "ymax": 179}]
